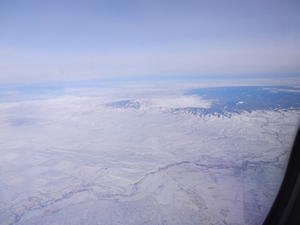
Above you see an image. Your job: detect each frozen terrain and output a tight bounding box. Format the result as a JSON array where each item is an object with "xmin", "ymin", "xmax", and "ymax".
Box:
[{"xmin": 0, "ymin": 84, "xmax": 299, "ymax": 225}]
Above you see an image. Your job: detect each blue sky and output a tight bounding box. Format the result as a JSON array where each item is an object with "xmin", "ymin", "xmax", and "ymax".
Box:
[{"xmin": 0, "ymin": 0, "xmax": 300, "ymax": 84}]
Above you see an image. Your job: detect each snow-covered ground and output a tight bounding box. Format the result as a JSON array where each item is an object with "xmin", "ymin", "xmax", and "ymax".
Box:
[{"xmin": 0, "ymin": 86, "xmax": 299, "ymax": 225}]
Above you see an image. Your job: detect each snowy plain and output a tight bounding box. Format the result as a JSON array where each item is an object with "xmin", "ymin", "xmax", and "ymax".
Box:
[{"xmin": 0, "ymin": 83, "xmax": 299, "ymax": 225}]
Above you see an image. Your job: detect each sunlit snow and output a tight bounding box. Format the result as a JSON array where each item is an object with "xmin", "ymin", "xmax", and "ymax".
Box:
[{"xmin": 0, "ymin": 84, "xmax": 299, "ymax": 225}]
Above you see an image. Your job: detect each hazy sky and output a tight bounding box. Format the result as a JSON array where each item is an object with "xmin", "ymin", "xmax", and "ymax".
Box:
[{"xmin": 0, "ymin": 0, "xmax": 300, "ymax": 84}]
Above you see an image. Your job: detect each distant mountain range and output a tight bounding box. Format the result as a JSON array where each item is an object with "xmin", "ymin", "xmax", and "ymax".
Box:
[{"xmin": 106, "ymin": 86, "xmax": 300, "ymax": 117}]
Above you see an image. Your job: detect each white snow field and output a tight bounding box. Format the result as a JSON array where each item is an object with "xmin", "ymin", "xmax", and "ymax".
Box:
[{"xmin": 0, "ymin": 86, "xmax": 299, "ymax": 225}]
